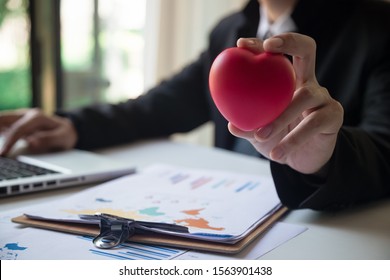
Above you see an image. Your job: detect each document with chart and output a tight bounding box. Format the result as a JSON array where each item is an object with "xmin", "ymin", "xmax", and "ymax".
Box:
[{"xmin": 14, "ymin": 164, "xmax": 285, "ymax": 246}]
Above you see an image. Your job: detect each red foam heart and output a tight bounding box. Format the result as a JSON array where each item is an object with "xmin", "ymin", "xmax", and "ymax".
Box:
[{"xmin": 209, "ymin": 47, "xmax": 295, "ymax": 131}]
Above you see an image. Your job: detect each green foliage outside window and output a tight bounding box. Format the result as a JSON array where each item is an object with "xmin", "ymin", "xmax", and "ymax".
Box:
[
  {"xmin": 0, "ymin": 69, "xmax": 30, "ymax": 110},
  {"xmin": 0, "ymin": 0, "xmax": 31, "ymax": 110}
]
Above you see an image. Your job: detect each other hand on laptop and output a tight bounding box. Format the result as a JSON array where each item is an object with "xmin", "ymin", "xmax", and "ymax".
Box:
[{"xmin": 0, "ymin": 108, "xmax": 77, "ymax": 156}]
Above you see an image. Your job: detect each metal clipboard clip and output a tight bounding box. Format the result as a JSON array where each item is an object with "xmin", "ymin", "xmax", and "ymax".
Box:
[{"xmin": 79, "ymin": 213, "xmax": 189, "ymax": 249}]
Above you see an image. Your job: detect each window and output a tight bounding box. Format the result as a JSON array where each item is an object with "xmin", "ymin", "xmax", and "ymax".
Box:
[
  {"xmin": 0, "ymin": 0, "xmax": 32, "ymax": 110},
  {"xmin": 60, "ymin": 0, "xmax": 147, "ymax": 109}
]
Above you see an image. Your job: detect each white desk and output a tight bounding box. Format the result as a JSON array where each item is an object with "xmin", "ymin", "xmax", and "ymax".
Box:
[{"xmin": 1, "ymin": 140, "xmax": 389, "ymax": 259}]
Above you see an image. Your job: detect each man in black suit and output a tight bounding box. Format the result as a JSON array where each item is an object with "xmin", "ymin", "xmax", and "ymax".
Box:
[{"xmin": 1, "ymin": 0, "xmax": 389, "ymax": 210}]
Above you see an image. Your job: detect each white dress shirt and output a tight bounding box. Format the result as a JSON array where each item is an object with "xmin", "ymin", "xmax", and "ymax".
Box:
[{"xmin": 257, "ymin": 5, "xmax": 297, "ymax": 39}]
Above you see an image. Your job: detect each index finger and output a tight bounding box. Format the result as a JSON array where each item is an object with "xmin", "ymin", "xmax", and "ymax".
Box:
[
  {"xmin": 0, "ymin": 118, "xmax": 33, "ymax": 155},
  {"xmin": 0, "ymin": 111, "xmax": 56, "ymax": 155},
  {"xmin": 236, "ymin": 38, "xmax": 265, "ymax": 54},
  {"xmin": 263, "ymin": 33, "xmax": 317, "ymax": 85},
  {"xmin": 0, "ymin": 109, "xmax": 28, "ymax": 128}
]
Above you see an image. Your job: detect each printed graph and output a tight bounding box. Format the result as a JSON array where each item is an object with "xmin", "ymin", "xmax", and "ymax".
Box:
[
  {"xmin": 0, "ymin": 235, "xmax": 184, "ymax": 260},
  {"xmin": 25, "ymin": 164, "xmax": 280, "ymax": 238},
  {"xmin": 78, "ymin": 236, "xmax": 184, "ymax": 260}
]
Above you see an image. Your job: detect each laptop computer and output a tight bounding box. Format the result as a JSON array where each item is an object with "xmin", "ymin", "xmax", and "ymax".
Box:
[{"xmin": 0, "ymin": 137, "xmax": 135, "ymax": 197}]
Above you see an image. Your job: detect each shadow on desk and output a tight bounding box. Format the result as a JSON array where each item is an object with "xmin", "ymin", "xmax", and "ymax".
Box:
[{"xmin": 294, "ymin": 199, "xmax": 390, "ymax": 238}]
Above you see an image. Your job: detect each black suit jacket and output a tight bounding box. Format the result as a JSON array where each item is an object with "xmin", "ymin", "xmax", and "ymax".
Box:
[{"xmin": 62, "ymin": 0, "xmax": 390, "ymax": 210}]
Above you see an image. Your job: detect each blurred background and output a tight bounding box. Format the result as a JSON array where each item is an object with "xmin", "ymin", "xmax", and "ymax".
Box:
[{"xmin": 0, "ymin": 0, "xmax": 246, "ymax": 146}]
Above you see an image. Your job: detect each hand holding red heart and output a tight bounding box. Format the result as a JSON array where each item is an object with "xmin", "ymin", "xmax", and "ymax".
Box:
[
  {"xmin": 214, "ymin": 33, "xmax": 344, "ymax": 174},
  {"xmin": 209, "ymin": 47, "xmax": 295, "ymax": 131}
]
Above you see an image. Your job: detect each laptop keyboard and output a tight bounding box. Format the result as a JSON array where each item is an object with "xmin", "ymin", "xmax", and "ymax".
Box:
[{"xmin": 0, "ymin": 156, "xmax": 59, "ymax": 181}]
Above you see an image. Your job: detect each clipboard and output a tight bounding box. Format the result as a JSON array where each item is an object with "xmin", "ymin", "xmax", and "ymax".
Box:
[{"xmin": 12, "ymin": 206, "xmax": 287, "ymax": 254}]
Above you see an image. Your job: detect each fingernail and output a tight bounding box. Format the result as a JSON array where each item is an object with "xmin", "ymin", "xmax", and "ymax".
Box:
[
  {"xmin": 267, "ymin": 37, "xmax": 284, "ymax": 48},
  {"xmin": 256, "ymin": 125, "xmax": 272, "ymax": 139},
  {"xmin": 271, "ymin": 147, "xmax": 284, "ymax": 160},
  {"xmin": 237, "ymin": 38, "xmax": 255, "ymax": 46},
  {"xmin": 249, "ymin": 39, "xmax": 258, "ymax": 45}
]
